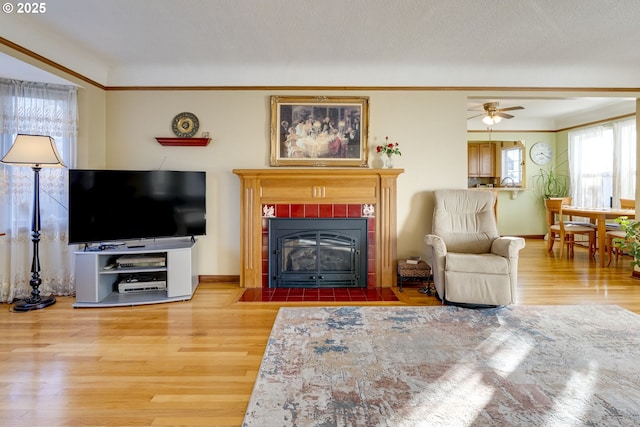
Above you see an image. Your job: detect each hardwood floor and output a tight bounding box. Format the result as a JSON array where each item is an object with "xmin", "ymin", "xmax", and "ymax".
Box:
[{"xmin": 1, "ymin": 239, "xmax": 639, "ymax": 426}]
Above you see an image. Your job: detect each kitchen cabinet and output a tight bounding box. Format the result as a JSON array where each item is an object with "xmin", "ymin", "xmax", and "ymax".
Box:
[{"xmin": 468, "ymin": 142, "xmax": 495, "ymax": 177}]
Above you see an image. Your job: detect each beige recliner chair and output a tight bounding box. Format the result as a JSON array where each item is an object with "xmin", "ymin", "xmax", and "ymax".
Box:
[{"xmin": 424, "ymin": 189, "xmax": 525, "ymax": 306}]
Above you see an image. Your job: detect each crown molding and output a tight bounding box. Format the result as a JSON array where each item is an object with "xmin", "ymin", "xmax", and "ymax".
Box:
[
  {"xmin": 3, "ymin": 38, "xmax": 640, "ymax": 93},
  {"xmin": 467, "ymin": 112, "xmax": 636, "ymax": 133},
  {"xmin": 104, "ymin": 85, "xmax": 640, "ymax": 92},
  {"xmin": 0, "ymin": 37, "xmax": 105, "ymax": 90}
]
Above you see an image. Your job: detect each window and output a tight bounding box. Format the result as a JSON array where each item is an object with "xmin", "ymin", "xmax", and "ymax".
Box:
[
  {"xmin": 0, "ymin": 78, "xmax": 78, "ymax": 301},
  {"xmin": 502, "ymin": 146, "xmax": 523, "ymax": 186},
  {"xmin": 498, "ymin": 140, "xmax": 525, "ymax": 187},
  {"xmin": 568, "ymin": 118, "xmax": 636, "ymax": 208}
]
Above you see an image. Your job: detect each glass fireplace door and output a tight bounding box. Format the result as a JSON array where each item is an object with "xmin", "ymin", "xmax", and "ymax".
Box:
[{"xmin": 269, "ymin": 218, "xmax": 367, "ymax": 288}]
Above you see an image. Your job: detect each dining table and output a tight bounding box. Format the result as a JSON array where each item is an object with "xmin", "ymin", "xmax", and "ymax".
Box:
[{"xmin": 561, "ymin": 205, "xmax": 636, "ymax": 267}]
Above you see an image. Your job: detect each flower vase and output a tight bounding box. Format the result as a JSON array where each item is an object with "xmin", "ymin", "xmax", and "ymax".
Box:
[{"xmin": 383, "ymin": 154, "xmax": 394, "ymax": 169}]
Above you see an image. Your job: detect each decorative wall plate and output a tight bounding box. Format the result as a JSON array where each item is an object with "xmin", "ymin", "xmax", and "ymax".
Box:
[{"xmin": 172, "ymin": 112, "xmax": 199, "ymax": 137}]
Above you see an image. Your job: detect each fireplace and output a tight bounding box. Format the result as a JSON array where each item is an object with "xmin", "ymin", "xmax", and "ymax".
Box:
[
  {"xmin": 233, "ymin": 169, "xmax": 403, "ymax": 289},
  {"xmin": 269, "ymin": 218, "xmax": 368, "ymax": 288}
]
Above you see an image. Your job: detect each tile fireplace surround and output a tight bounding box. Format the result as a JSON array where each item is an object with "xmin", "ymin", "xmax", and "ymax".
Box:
[{"xmin": 233, "ymin": 169, "xmax": 403, "ymax": 289}]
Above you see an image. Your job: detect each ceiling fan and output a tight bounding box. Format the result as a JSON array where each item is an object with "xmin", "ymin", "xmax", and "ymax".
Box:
[{"xmin": 468, "ymin": 102, "xmax": 524, "ymax": 125}]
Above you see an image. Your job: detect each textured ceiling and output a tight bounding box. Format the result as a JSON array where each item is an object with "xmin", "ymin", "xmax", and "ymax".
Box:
[{"xmin": 2, "ymin": 0, "xmax": 640, "ymax": 87}]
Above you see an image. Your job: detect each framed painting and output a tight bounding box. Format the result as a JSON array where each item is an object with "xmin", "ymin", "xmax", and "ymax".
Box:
[{"xmin": 270, "ymin": 96, "xmax": 369, "ymax": 167}]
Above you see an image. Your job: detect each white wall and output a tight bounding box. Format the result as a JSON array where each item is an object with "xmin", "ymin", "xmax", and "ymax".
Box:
[{"xmin": 104, "ymin": 90, "xmax": 467, "ymax": 274}]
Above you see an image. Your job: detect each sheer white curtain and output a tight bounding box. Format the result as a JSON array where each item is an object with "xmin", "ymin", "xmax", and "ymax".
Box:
[
  {"xmin": 569, "ymin": 125, "xmax": 612, "ymax": 207},
  {"xmin": 569, "ymin": 118, "xmax": 636, "ymax": 208},
  {"xmin": 0, "ymin": 79, "xmax": 78, "ymax": 303},
  {"xmin": 613, "ymin": 118, "xmax": 636, "ymax": 205}
]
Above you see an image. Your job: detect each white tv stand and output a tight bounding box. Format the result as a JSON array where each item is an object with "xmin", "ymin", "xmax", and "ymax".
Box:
[{"xmin": 73, "ymin": 237, "xmax": 198, "ymax": 308}]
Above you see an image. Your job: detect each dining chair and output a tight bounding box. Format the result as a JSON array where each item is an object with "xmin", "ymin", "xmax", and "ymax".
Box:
[
  {"xmin": 606, "ymin": 198, "xmax": 635, "ymax": 265},
  {"xmin": 546, "ymin": 198, "xmax": 596, "ymax": 258},
  {"xmin": 621, "ymin": 198, "xmax": 635, "ymax": 209},
  {"xmin": 544, "ymin": 197, "xmax": 590, "ymax": 251},
  {"xmin": 604, "ymin": 198, "xmax": 635, "ymax": 232}
]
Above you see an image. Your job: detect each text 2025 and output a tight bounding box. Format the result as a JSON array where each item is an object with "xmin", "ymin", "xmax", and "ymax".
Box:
[{"xmin": 17, "ymin": 2, "xmax": 46, "ymax": 13}]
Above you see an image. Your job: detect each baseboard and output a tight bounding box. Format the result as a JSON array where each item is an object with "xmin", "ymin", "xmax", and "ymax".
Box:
[
  {"xmin": 199, "ymin": 275, "xmax": 240, "ymax": 283},
  {"xmin": 197, "ymin": 237, "xmax": 546, "ymax": 283}
]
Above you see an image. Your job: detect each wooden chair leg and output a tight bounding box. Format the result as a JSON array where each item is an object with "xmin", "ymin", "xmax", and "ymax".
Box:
[
  {"xmin": 608, "ymin": 237, "xmax": 628, "ymax": 266},
  {"xmin": 568, "ymin": 236, "xmax": 573, "ymax": 257},
  {"xmin": 548, "ymin": 231, "xmax": 555, "ymax": 252},
  {"xmin": 615, "ymin": 243, "xmax": 622, "ymax": 263},
  {"xmin": 616, "ymin": 239, "xmax": 624, "ymax": 263},
  {"xmin": 568, "ymin": 235, "xmax": 574, "ymax": 257}
]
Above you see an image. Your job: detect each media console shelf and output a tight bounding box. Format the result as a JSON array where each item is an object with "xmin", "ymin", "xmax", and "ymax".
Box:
[{"xmin": 73, "ymin": 238, "xmax": 198, "ymax": 308}]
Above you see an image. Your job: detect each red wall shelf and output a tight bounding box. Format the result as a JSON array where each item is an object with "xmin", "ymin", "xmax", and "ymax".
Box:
[{"xmin": 155, "ymin": 137, "xmax": 211, "ymax": 147}]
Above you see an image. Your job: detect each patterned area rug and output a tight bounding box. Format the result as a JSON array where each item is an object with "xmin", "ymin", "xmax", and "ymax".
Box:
[{"xmin": 244, "ymin": 305, "xmax": 640, "ymax": 426}]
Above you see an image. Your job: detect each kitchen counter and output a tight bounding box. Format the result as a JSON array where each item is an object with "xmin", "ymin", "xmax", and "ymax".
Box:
[{"xmin": 471, "ymin": 186, "xmax": 527, "ymax": 199}]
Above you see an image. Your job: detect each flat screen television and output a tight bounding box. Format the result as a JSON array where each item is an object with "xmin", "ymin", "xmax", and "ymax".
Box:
[{"xmin": 68, "ymin": 169, "xmax": 206, "ymax": 244}]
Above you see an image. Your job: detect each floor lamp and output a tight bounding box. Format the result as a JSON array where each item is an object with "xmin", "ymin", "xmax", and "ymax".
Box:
[{"xmin": 1, "ymin": 134, "xmax": 66, "ymax": 312}]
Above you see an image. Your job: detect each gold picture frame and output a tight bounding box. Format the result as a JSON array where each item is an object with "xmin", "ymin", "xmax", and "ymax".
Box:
[{"xmin": 270, "ymin": 96, "xmax": 369, "ymax": 167}]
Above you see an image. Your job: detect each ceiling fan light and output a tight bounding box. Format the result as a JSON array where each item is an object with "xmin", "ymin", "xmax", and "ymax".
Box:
[
  {"xmin": 482, "ymin": 115, "xmax": 502, "ymax": 125},
  {"xmin": 482, "ymin": 115, "xmax": 494, "ymax": 125}
]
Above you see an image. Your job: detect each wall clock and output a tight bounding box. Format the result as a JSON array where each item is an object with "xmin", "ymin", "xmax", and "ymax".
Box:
[
  {"xmin": 172, "ymin": 112, "xmax": 199, "ymax": 137},
  {"xmin": 530, "ymin": 142, "xmax": 553, "ymax": 165}
]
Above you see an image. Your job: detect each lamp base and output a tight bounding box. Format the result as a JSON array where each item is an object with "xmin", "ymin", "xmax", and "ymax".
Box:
[{"xmin": 13, "ymin": 295, "xmax": 56, "ymax": 312}]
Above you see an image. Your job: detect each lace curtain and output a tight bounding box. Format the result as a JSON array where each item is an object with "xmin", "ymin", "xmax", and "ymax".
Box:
[
  {"xmin": 569, "ymin": 118, "xmax": 636, "ymax": 208},
  {"xmin": 0, "ymin": 79, "xmax": 78, "ymax": 303}
]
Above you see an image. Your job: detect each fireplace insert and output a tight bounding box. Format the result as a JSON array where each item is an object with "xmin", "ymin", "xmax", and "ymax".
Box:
[{"xmin": 269, "ymin": 218, "xmax": 368, "ymax": 288}]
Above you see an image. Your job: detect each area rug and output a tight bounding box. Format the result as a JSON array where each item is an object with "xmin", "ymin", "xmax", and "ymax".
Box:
[{"xmin": 243, "ymin": 305, "xmax": 640, "ymax": 426}]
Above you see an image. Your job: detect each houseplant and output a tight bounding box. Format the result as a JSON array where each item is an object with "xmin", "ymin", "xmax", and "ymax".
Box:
[
  {"xmin": 613, "ymin": 216, "xmax": 640, "ymax": 278},
  {"xmin": 532, "ymin": 167, "xmax": 569, "ymax": 199}
]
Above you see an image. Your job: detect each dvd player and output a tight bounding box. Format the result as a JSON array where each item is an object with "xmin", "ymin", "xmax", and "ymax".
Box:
[
  {"xmin": 116, "ymin": 255, "xmax": 166, "ymax": 268},
  {"xmin": 118, "ymin": 280, "xmax": 167, "ymax": 293}
]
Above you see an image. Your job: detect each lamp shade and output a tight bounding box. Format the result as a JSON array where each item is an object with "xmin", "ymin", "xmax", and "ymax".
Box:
[
  {"xmin": 482, "ymin": 115, "xmax": 502, "ymax": 126},
  {"xmin": 0, "ymin": 134, "xmax": 66, "ymax": 168}
]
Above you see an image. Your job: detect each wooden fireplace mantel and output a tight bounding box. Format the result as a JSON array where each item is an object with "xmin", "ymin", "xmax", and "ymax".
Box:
[{"xmin": 233, "ymin": 168, "xmax": 404, "ymax": 288}]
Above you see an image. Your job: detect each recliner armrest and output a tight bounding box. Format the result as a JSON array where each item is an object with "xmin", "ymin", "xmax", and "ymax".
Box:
[
  {"xmin": 424, "ymin": 234, "xmax": 447, "ymax": 301},
  {"xmin": 491, "ymin": 236, "xmax": 526, "ymax": 258},
  {"xmin": 424, "ymin": 234, "xmax": 447, "ymax": 257}
]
